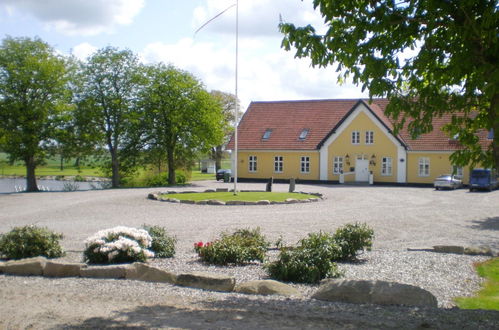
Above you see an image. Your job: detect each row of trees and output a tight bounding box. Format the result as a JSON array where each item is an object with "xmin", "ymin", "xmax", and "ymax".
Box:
[{"xmin": 0, "ymin": 36, "xmax": 237, "ymax": 191}]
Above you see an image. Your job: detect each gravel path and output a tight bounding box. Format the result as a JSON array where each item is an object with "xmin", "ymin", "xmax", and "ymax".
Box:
[{"xmin": 0, "ymin": 181, "xmax": 498, "ymax": 328}]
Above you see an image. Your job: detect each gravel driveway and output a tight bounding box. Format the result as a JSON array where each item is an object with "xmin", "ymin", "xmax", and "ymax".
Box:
[{"xmin": 1, "ymin": 181, "xmax": 498, "ymax": 329}]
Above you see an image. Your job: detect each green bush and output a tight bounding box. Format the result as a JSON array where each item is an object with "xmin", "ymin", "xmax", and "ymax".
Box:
[
  {"xmin": 144, "ymin": 173, "xmax": 169, "ymax": 187},
  {"xmin": 265, "ymin": 232, "xmax": 343, "ymax": 283},
  {"xmin": 0, "ymin": 225, "xmax": 65, "ymax": 260},
  {"xmin": 143, "ymin": 224, "xmax": 177, "ymax": 258},
  {"xmin": 333, "ymin": 222, "xmax": 374, "ymax": 260},
  {"xmin": 74, "ymin": 175, "xmax": 86, "ymax": 182},
  {"xmin": 175, "ymin": 170, "xmax": 188, "ymax": 184},
  {"xmin": 194, "ymin": 227, "xmax": 269, "ymax": 265}
]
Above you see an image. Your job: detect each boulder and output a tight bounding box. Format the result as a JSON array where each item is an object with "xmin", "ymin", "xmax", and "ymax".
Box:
[
  {"xmin": 207, "ymin": 200, "xmax": 225, "ymax": 205},
  {"xmin": 226, "ymin": 200, "xmax": 246, "ymax": 206},
  {"xmin": 256, "ymin": 200, "xmax": 270, "ymax": 205},
  {"xmin": 285, "ymin": 198, "xmax": 299, "ymax": 204},
  {"xmin": 80, "ymin": 265, "xmax": 129, "ymax": 279},
  {"xmin": 216, "ymin": 188, "xmax": 228, "ymax": 192},
  {"xmin": 433, "ymin": 245, "xmax": 464, "ymax": 254},
  {"xmin": 0, "ymin": 261, "xmax": 5, "ymax": 273},
  {"xmin": 235, "ymin": 280, "xmax": 300, "ymax": 296},
  {"xmin": 204, "ymin": 189, "xmax": 216, "ymax": 193},
  {"xmin": 195, "ymin": 200, "xmax": 209, "ymax": 205},
  {"xmin": 180, "ymin": 200, "xmax": 195, "ymax": 204},
  {"xmin": 244, "ymin": 201, "xmax": 257, "ymax": 205},
  {"xmin": 1, "ymin": 257, "xmax": 47, "ymax": 276},
  {"xmin": 309, "ymin": 198, "xmax": 319, "ymax": 202},
  {"xmin": 176, "ymin": 272, "xmax": 235, "ymax": 292},
  {"xmin": 168, "ymin": 198, "xmax": 180, "ymax": 203},
  {"xmin": 312, "ymin": 279, "xmax": 437, "ymax": 308},
  {"xmin": 126, "ymin": 262, "xmax": 177, "ymax": 284},
  {"xmin": 147, "ymin": 193, "xmax": 159, "ymax": 200},
  {"xmin": 44, "ymin": 261, "xmax": 84, "ymax": 277},
  {"xmin": 464, "ymin": 246, "xmax": 494, "ymax": 256}
]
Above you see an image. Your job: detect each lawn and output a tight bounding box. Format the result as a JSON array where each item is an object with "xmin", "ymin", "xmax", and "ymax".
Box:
[
  {"xmin": 161, "ymin": 191, "xmax": 314, "ymax": 202},
  {"xmin": 455, "ymin": 258, "xmax": 499, "ymax": 310}
]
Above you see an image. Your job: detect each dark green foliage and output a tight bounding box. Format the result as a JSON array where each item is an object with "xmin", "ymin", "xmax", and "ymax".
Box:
[
  {"xmin": 266, "ymin": 223, "xmax": 374, "ymax": 283},
  {"xmin": 333, "ymin": 222, "xmax": 374, "ymax": 261},
  {"xmin": 265, "ymin": 232, "xmax": 343, "ymax": 283},
  {"xmin": 144, "ymin": 173, "xmax": 169, "ymax": 187},
  {"xmin": 73, "ymin": 175, "xmax": 86, "ymax": 182},
  {"xmin": 0, "ymin": 225, "xmax": 65, "ymax": 259},
  {"xmin": 143, "ymin": 225, "xmax": 176, "ymax": 258},
  {"xmin": 195, "ymin": 227, "xmax": 269, "ymax": 265}
]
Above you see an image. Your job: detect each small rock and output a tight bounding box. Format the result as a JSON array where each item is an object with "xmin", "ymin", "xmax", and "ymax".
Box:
[
  {"xmin": 80, "ymin": 265, "xmax": 129, "ymax": 279},
  {"xmin": 176, "ymin": 272, "xmax": 235, "ymax": 292},
  {"xmin": 126, "ymin": 262, "xmax": 176, "ymax": 284},
  {"xmin": 1, "ymin": 257, "xmax": 47, "ymax": 276},
  {"xmin": 235, "ymin": 280, "xmax": 300, "ymax": 296},
  {"xmin": 312, "ymin": 279, "xmax": 437, "ymax": 308},
  {"xmin": 44, "ymin": 261, "xmax": 83, "ymax": 277}
]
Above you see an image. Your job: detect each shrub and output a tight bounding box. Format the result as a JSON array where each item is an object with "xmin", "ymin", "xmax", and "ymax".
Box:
[
  {"xmin": 62, "ymin": 181, "xmax": 79, "ymax": 192},
  {"xmin": 194, "ymin": 227, "xmax": 269, "ymax": 265},
  {"xmin": 74, "ymin": 175, "xmax": 86, "ymax": 182},
  {"xmin": 0, "ymin": 225, "xmax": 65, "ymax": 259},
  {"xmin": 142, "ymin": 224, "xmax": 176, "ymax": 258},
  {"xmin": 84, "ymin": 226, "xmax": 155, "ymax": 264},
  {"xmin": 175, "ymin": 170, "xmax": 188, "ymax": 184},
  {"xmin": 265, "ymin": 232, "xmax": 343, "ymax": 283},
  {"xmin": 144, "ymin": 173, "xmax": 169, "ymax": 187},
  {"xmin": 333, "ymin": 222, "xmax": 374, "ymax": 260}
]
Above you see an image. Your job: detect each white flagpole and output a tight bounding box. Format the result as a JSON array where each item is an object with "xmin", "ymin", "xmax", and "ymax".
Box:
[{"xmin": 233, "ymin": 0, "xmax": 239, "ymax": 195}]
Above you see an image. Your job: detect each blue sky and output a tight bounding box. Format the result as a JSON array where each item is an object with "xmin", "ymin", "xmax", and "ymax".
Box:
[{"xmin": 0, "ymin": 0, "xmax": 367, "ymax": 110}]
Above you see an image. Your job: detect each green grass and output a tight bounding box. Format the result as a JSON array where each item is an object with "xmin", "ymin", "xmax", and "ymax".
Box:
[
  {"xmin": 190, "ymin": 171, "xmax": 215, "ymax": 181},
  {"xmin": 162, "ymin": 191, "xmax": 314, "ymax": 202},
  {"xmin": 455, "ymin": 258, "xmax": 499, "ymax": 310}
]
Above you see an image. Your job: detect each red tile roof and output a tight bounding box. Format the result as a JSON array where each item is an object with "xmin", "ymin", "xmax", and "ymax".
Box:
[{"xmin": 226, "ymin": 99, "xmax": 491, "ymax": 152}]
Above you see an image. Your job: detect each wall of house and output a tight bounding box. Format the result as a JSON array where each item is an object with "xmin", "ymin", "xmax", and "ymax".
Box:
[
  {"xmin": 235, "ymin": 150, "xmax": 320, "ymax": 181},
  {"xmin": 406, "ymin": 152, "xmax": 471, "ymax": 184},
  {"xmin": 326, "ymin": 111, "xmax": 400, "ymax": 183}
]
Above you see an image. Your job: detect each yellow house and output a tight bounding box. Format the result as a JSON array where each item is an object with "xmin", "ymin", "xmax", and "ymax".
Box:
[{"xmin": 227, "ymin": 99, "xmax": 492, "ymax": 185}]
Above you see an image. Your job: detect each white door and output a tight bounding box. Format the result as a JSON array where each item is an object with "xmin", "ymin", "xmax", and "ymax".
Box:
[{"xmin": 355, "ymin": 159, "xmax": 369, "ymax": 182}]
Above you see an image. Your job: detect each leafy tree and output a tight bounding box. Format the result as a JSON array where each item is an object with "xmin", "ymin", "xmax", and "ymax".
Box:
[
  {"xmin": 0, "ymin": 36, "xmax": 71, "ymax": 191},
  {"xmin": 78, "ymin": 47, "xmax": 144, "ymax": 187},
  {"xmin": 280, "ymin": 0, "xmax": 499, "ymax": 169},
  {"xmin": 141, "ymin": 64, "xmax": 224, "ymax": 184},
  {"xmin": 210, "ymin": 90, "xmax": 241, "ymax": 171}
]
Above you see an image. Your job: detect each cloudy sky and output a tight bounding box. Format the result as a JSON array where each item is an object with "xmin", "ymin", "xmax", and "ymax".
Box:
[{"xmin": 0, "ymin": 0, "xmax": 367, "ymax": 110}]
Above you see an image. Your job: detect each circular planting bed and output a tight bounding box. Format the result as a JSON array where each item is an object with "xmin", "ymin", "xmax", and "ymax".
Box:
[{"xmin": 147, "ymin": 189, "xmax": 323, "ymax": 205}]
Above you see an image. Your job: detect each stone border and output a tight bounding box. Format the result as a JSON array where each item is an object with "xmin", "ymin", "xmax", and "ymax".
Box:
[
  {"xmin": 407, "ymin": 245, "xmax": 498, "ymax": 257},
  {"xmin": 147, "ymin": 189, "xmax": 323, "ymax": 205},
  {"xmin": 0, "ymin": 256, "xmax": 439, "ymax": 307}
]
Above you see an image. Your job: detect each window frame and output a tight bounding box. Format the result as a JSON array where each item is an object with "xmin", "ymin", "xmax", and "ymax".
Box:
[
  {"xmin": 262, "ymin": 129, "xmax": 272, "ymax": 140},
  {"xmin": 381, "ymin": 157, "xmax": 392, "ymax": 176},
  {"xmin": 365, "ymin": 131, "xmax": 374, "ymax": 145},
  {"xmin": 300, "ymin": 156, "xmax": 310, "ymax": 173},
  {"xmin": 299, "ymin": 129, "xmax": 309, "ymax": 140},
  {"xmin": 418, "ymin": 157, "xmax": 430, "ymax": 177},
  {"xmin": 351, "ymin": 131, "xmax": 360, "ymax": 145},
  {"xmin": 274, "ymin": 156, "xmax": 283, "ymax": 173},
  {"xmin": 333, "ymin": 156, "xmax": 344, "ymax": 175},
  {"xmin": 248, "ymin": 155, "xmax": 257, "ymax": 172}
]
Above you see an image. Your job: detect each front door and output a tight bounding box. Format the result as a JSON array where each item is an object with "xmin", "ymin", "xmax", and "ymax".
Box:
[{"xmin": 355, "ymin": 159, "xmax": 369, "ymax": 182}]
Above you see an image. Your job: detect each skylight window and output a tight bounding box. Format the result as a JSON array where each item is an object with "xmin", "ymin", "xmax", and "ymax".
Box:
[
  {"xmin": 262, "ymin": 129, "xmax": 272, "ymax": 140},
  {"xmin": 299, "ymin": 129, "xmax": 309, "ymax": 140}
]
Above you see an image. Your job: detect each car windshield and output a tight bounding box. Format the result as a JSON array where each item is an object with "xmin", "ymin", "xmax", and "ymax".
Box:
[{"xmin": 472, "ymin": 171, "xmax": 489, "ymax": 178}]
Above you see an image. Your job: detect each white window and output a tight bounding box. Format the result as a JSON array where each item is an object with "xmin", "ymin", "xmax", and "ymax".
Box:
[
  {"xmin": 351, "ymin": 131, "xmax": 360, "ymax": 144},
  {"xmin": 274, "ymin": 156, "xmax": 283, "ymax": 173},
  {"xmin": 418, "ymin": 157, "xmax": 430, "ymax": 177},
  {"xmin": 300, "ymin": 156, "xmax": 310, "ymax": 173},
  {"xmin": 333, "ymin": 156, "xmax": 343, "ymax": 174},
  {"xmin": 381, "ymin": 157, "xmax": 392, "ymax": 176},
  {"xmin": 452, "ymin": 165, "xmax": 463, "ymax": 177},
  {"xmin": 365, "ymin": 131, "xmax": 374, "ymax": 144},
  {"xmin": 248, "ymin": 155, "xmax": 257, "ymax": 172}
]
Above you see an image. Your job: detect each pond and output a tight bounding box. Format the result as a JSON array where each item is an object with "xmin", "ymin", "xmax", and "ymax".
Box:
[{"xmin": 0, "ymin": 178, "xmax": 107, "ymax": 193}]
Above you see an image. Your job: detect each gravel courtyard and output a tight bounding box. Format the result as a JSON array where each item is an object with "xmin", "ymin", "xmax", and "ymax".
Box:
[{"xmin": 1, "ymin": 181, "xmax": 498, "ymax": 329}]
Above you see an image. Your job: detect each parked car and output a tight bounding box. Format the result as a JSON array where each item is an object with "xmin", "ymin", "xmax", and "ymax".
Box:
[
  {"xmin": 469, "ymin": 169, "xmax": 499, "ymax": 191},
  {"xmin": 434, "ymin": 174, "xmax": 463, "ymax": 190},
  {"xmin": 216, "ymin": 169, "xmax": 232, "ymax": 181}
]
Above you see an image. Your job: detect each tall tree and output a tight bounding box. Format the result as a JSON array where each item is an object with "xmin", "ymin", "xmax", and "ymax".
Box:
[
  {"xmin": 0, "ymin": 36, "xmax": 71, "ymax": 191},
  {"xmin": 141, "ymin": 64, "xmax": 224, "ymax": 184},
  {"xmin": 210, "ymin": 90, "xmax": 241, "ymax": 171},
  {"xmin": 280, "ymin": 0, "xmax": 499, "ymax": 169},
  {"xmin": 79, "ymin": 47, "xmax": 144, "ymax": 187}
]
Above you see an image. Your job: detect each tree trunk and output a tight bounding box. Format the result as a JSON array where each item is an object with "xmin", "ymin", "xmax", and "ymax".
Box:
[
  {"xmin": 491, "ymin": 93, "xmax": 499, "ymax": 171},
  {"xmin": 74, "ymin": 157, "xmax": 80, "ymax": 168},
  {"xmin": 25, "ymin": 155, "xmax": 39, "ymax": 192},
  {"xmin": 60, "ymin": 154, "xmax": 64, "ymax": 171},
  {"xmin": 214, "ymin": 145, "xmax": 223, "ymax": 171},
  {"xmin": 167, "ymin": 148, "xmax": 176, "ymax": 185},
  {"xmin": 111, "ymin": 150, "xmax": 120, "ymax": 188}
]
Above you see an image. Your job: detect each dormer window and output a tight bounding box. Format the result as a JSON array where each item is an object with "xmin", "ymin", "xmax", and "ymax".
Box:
[
  {"xmin": 299, "ymin": 129, "xmax": 309, "ymax": 140},
  {"xmin": 262, "ymin": 129, "xmax": 272, "ymax": 140}
]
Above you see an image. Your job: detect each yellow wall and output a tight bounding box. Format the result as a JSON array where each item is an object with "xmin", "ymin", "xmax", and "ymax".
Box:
[
  {"xmin": 327, "ymin": 111, "xmax": 400, "ymax": 183},
  {"xmin": 236, "ymin": 151, "xmax": 320, "ymax": 180},
  {"xmin": 407, "ymin": 152, "xmax": 471, "ymax": 184}
]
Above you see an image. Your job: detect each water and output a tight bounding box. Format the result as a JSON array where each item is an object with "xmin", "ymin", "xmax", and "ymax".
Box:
[{"xmin": 0, "ymin": 178, "xmax": 105, "ymax": 193}]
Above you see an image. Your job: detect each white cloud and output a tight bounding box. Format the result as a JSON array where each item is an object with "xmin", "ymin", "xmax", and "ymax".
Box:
[
  {"xmin": 71, "ymin": 42, "xmax": 98, "ymax": 60},
  {"xmin": 1, "ymin": 0, "xmax": 144, "ymax": 36}
]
